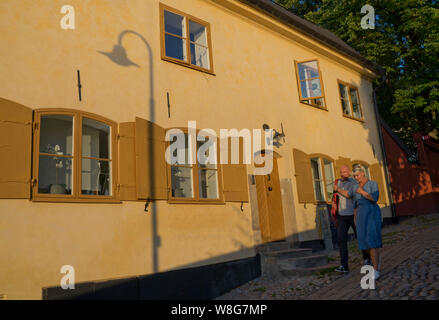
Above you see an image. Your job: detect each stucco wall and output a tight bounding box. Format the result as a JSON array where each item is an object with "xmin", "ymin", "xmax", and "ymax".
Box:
[
  {"xmin": 0, "ymin": 200, "xmax": 254, "ymax": 299},
  {"xmin": 0, "ymin": 0, "xmax": 390, "ymax": 299}
]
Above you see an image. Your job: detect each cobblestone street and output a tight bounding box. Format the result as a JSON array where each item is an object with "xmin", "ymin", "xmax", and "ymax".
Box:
[{"xmin": 216, "ymin": 213, "xmax": 439, "ymax": 300}]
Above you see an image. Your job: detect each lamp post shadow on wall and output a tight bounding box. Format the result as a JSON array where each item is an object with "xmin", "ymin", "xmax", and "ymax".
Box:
[{"xmin": 98, "ymin": 30, "xmax": 159, "ymax": 273}]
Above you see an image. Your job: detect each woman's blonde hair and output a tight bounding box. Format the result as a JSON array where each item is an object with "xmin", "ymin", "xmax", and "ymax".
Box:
[{"xmin": 352, "ymin": 164, "xmax": 366, "ymax": 175}]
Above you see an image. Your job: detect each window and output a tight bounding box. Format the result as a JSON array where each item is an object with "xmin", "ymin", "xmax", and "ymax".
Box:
[
  {"xmin": 167, "ymin": 132, "xmax": 222, "ymax": 203},
  {"xmin": 34, "ymin": 110, "xmax": 117, "ymax": 201},
  {"xmin": 310, "ymin": 158, "xmax": 325, "ymax": 202},
  {"xmin": 38, "ymin": 114, "xmax": 74, "ymax": 195},
  {"xmin": 338, "ymin": 81, "xmax": 363, "ymax": 120},
  {"xmin": 160, "ymin": 4, "xmax": 213, "ymax": 74},
  {"xmin": 323, "ymin": 159, "xmax": 335, "ymax": 200},
  {"xmin": 310, "ymin": 157, "xmax": 335, "ymax": 202},
  {"xmin": 295, "ymin": 60, "xmax": 326, "ymax": 108},
  {"xmin": 81, "ymin": 117, "xmax": 112, "ymax": 196}
]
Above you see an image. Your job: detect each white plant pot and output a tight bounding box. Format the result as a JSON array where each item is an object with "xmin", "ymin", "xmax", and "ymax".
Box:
[{"xmin": 50, "ymin": 184, "xmax": 66, "ymax": 194}]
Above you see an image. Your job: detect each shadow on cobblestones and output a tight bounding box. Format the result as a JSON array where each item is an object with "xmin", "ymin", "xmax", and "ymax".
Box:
[{"xmin": 216, "ymin": 213, "xmax": 439, "ymax": 300}]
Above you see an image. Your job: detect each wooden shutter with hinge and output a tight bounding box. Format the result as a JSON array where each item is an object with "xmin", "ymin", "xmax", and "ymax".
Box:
[
  {"xmin": 370, "ymin": 163, "xmax": 387, "ymax": 204},
  {"xmin": 292, "ymin": 148, "xmax": 315, "ymax": 203},
  {"xmin": 222, "ymin": 137, "xmax": 249, "ymax": 202},
  {"xmin": 117, "ymin": 122, "xmax": 137, "ymax": 200},
  {"xmin": 135, "ymin": 117, "xmax": 168, "ymax": 200},
  {"xmin": 0, "ymin": 98, "xmax": 33, "ymax": 199}
]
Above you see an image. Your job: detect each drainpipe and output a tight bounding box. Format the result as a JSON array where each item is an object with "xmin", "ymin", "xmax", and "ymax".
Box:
[{"xmin": 372, "ymin": 65, "xmax": 397, "ymax": 223}]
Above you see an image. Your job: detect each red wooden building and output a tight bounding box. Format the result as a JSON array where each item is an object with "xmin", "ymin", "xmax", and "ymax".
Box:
[{"xmin": 381, "ymin": 120, "xmax": 439, "ymax": 217}]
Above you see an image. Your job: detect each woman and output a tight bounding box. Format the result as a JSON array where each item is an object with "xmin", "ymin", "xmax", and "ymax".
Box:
[{"xmin": 353, "ymin": 165, "xmax": 383, "ymax": 279}]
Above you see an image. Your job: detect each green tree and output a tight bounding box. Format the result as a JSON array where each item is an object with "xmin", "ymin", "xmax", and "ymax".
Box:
[{"xmin": 274, "ymin": 0, "xmax": 439, "ymax": 146}]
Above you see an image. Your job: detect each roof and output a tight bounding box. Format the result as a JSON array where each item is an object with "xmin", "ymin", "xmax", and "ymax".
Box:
[
  {"xmin": 238, "ymin": 0, "xmax": 384, "ymax": 76},
  {"xmin": 380, "ymin": 116, "xmax": 413, "ymax": 156}
]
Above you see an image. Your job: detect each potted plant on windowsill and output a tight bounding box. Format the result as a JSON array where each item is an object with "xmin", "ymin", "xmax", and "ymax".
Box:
[{"xmin": 46, "ymin": 144, "xmax": 67, "ymax": 194}]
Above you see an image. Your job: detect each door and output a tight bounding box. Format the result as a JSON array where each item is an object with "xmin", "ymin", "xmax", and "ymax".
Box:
[{"xmin": 255, "ymin": 156, "xmax": 285, "ymax": 243}]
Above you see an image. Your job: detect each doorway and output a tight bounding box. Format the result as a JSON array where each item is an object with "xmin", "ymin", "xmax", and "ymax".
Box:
[{"xmin": 255, "ymin": 155, "xmax": 285, "ymax": 243}]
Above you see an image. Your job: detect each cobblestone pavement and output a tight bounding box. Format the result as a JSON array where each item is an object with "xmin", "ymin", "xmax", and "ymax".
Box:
[{"xmin": 216, "ymin": 213, "xmax": 439, "ymax": 300}]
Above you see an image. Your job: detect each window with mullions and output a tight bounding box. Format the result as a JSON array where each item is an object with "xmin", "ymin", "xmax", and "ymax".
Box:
[
  {"xmin": 81, "ymin": 117, "xmax": 112, "ymax": 196},
  {"xmin": 323, "ymin": 159, "xmax": 335, "ymax": 200},
  {"xmin": 161, "ymin": 4, "xmax": 213, "ymax": 73},
  {"xmin": 295, "ymin": 60, "xmax": 326, "ymax": 108},
  {"xmin": 38, "ymin": 115, "xmax": 74, "ymax": 195},
  {"xmin": 310, "ymin": 157, "xmax": 335, "ymax": 202},
  {"xmin": 168, "ymin": 132, "xmax": 221, "ymax": 202},
  {"xmin": 34, "ymin": 111, "xmax": 116, "ymax": 201},
  {"xmin": 338, "ymin": 81, "xmax": 363, "ymax": 120}
]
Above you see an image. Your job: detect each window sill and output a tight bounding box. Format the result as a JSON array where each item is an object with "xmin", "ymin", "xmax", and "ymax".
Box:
[
  {"xmin": 161, "ymin": 56, "xmax": 216, "ymax": 76},
  {"xmin": 298, "ymin": 201, "xmax": 331, "ymax": 206},
  {"xmin": 167, "ymin": 198, "xmax": 226, "ymax": 205},
  {"xmin": 32, "ymin": 196, "xmax": 122, "ymax": 204},
  {"xmin": 342, "ymin": 114, "xmax": 364, "ymax": 123},
  {"xmin": 315, "ymin": 200, "xmax": 331, "ymax": 205},
  {"xmin": 299, "ymin": 101, "xmax": 328, "ymax": 111}
]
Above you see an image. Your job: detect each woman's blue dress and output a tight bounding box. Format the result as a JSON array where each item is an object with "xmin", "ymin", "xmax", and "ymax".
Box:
[{"xmin": 354, "ymin": 180, "xmax": 382, "ymax": 250}]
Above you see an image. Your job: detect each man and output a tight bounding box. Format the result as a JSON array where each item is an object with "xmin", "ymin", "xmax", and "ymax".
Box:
[{"xmin": 333, "ymin": 165, "xmax": 371, "ymax": 273}]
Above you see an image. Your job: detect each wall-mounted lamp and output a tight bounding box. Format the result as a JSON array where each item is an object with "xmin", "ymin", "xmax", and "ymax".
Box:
[{"xmin": 263, "ymin": 123, "xmax": 286, "ymax": 147}]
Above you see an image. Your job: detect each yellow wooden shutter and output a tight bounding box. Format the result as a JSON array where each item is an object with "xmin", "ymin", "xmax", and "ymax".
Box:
[
  {"xmin": 0, "ymin": 98, "xmax": 32, "ymax": 198},
  {"xmin": 222, "ymin": 137, "xmax": 249, "ymax": 202},
  {"xmin": 135, "ymin": 117, "xmax": 168, "ymax": 200},
  {"xmin": 335, "ymin": 157, "xmax": 352, "ymax": 178},
  {"xmin": 118, "ymin": 122, "xmax": 137, "ymax": 200},
  {"xmin": 370, "ymin": 163, "xmax": 387, "ymax": 204},
  {"xmin": 292, "ymin": 148, "xmax": 315, "ymax": 203}
]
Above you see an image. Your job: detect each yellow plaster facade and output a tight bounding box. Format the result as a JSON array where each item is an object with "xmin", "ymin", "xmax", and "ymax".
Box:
[{"xmin": 0, "ymin": 0, "xmax": 390, "ymax": 299}]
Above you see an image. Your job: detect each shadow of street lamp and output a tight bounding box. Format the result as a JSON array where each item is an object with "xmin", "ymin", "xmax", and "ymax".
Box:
[
  {"xmin": 98, "ymin": 44, "xmax": 140, "ymax": 67},
  {"xmin": 98, "ymin": 30, "xmax": 159, "ymax": 273}
]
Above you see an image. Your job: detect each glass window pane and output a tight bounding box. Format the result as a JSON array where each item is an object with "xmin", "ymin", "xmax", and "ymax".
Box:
[
  {"xmin": 189, "ymin": 20, "xmax": 207, "ymax": 46},
  {"xmin": 298, "ymin": 61, "xmax": 319, "ymax": 80},
  {"xmin": 310, "ymin": 158, "xmax": 324, "ymax": 201},
  {"xmin": 312, "ymin": 97, "xmax": 325, "ymax": 107},
  {"xmin": 38, "ymin": 155, "xmax": 73, "ymax": 194},
  {"xmin": 301, "ymin": 78, "xmax": 322, "ymax": 99},
  {"xmin": 165, "ymin": 34, "xmax": 187, "ymax": 61},
  {"xmin": 190, "ymin": 43, "xmax": 209, "ymax": 69},
  {"xmin": 81, "ymin": 159, "xmax": 112, "ymax": 196},
  {"xmin": 341, "ymin": 98, "xmax": 351, "ymax": 115},
  {"xmin": 323, "ymin": 159, "xmax": 334, "ymax": 200},
  {"xmin": 198, "ymin": 169, "xmax": 218, "ymax": 199},
  {"xmin": 171, "ymin": 166, "xmax": 193, "ymax": 198},
  {"xmin": 339, "ymin": 83, "xmax": 348, "ymax": 99},
  {"xmin": 170, "ymin": 133, "xmax": 192, "ymax": 165},
  {"xmin": 310, "ymin": 158, "xmax": 320, "ymax": 180},
  {"xmin": 313, "ymin": 181, "xmax": 324, "ymax": 201},
  {"xmin": 339, "ymin": 84, "xmax": 351, "ymax": 115},
  {"xmin": 350, "ymin": 88, "xmax": 362, "ymax": 118},
  {"xmin": 39, "ymin": 115, "xmax": 73, "ymax": 156},
  {"xmin": 197, "ymin": 140, "xmax": 217, "ymax": 169},
  {"xmin": 164, "ymin": 10, "xmax": 185, "ymax": 37},
  {"xmin": 82, "ymin": 118, "xmax": 111, "ymax": 159}
]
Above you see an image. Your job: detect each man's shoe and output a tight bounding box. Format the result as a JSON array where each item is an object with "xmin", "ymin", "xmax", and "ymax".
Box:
[
  {"xmin": 363, "ymin": 259, "xmax": 372, "ymax": 266},
  {"xmin": 335, "ymin": 266, "xmax": 349, "ymax": 273}
]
